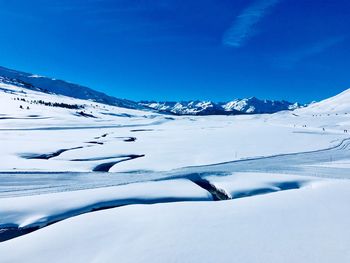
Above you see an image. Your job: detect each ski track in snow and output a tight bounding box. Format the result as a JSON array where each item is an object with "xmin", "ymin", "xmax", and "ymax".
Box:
[{"xmin": 0, "ymin": 119, "xmax": 167, "ymax": 131}]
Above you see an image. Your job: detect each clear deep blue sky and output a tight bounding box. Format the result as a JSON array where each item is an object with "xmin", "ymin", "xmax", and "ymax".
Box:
[{"xmin": 0, "ymin": 0, "xmax": 349, "ymax": 103}]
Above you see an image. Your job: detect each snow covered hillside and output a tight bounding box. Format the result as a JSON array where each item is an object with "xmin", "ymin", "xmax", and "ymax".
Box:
[
  {"xmin": 298, "ymin": 88, "xmax": 350, "ymax": 114},
  {"xmin": 0, "ymin": 66, "xmax": 141, "ymax": 109},
  {"xmin": 1, "ymin": 76, "xmax": 350, "ymax": 263}
]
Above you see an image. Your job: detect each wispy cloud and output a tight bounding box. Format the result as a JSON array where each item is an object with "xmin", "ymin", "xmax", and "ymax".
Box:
[
  {"xmin": 277, "ymin": 36, "xmax": 345, "ymax": 68},
  {"xmin": 223, "ymin": 0, "xmax": 282, "ymax": 48}
]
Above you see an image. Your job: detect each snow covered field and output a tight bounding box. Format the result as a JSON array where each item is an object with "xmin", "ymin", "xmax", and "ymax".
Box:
[
  {"xmin": 1, "ymin": 81, "xmax": 350, "ymax": 262},
  {"xmin": 1, "ymin": 178, "xmax": 349, "ymax": 263}
]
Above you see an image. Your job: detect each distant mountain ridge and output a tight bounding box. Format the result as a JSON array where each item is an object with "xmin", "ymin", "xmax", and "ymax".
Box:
[
  {"xmin": 0, "ymin": 65, "xmax": 303, "ymax": 115},
  {"xmin": 140, "ymin": 98, "xmax": 302, "ymax": 115}
]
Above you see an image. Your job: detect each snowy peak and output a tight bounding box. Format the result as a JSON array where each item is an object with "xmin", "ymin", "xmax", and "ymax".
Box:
[{"xmin": 140, "ymin": 98, "xmax": 301, "ymax": 115}]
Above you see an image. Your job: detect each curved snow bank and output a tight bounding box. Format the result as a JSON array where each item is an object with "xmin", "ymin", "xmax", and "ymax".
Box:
[
  {"xmin": 0, "ymin": 179, "xmax": 212, "ymax": 230},
  {"xmin": 0, "ymin": 180, "xmax": 349, "ymax": 263}
]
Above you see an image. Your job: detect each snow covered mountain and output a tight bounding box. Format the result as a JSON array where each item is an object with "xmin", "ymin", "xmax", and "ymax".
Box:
[
  {"xmin": 138, "ymin": 101, "xmax": 240, "ymax": 115},
  {"xmin": 140, "ymin": 97, "xmax": 301, "ymax": 115},
  {"xmin": 223, "ymin": 97, "xmax": 301, "ymax": 114},
  {"xmin": 0, "ymin": 65, "xmax": 302, "ymax": 115},
  {"xmin": 0, "ymin": 66, "xmax": 140, "ymax": 109}
]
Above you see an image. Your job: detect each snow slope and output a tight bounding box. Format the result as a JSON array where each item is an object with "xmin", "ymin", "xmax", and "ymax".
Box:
[{"xmin": 297, "ymin": 88, "xmax": 350, "ymax": 114}]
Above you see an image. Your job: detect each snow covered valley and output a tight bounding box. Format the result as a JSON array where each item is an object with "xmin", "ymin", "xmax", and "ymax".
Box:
[{"xmin": 1, "ymin": 80, "xmax": 350, "ymax": 262}]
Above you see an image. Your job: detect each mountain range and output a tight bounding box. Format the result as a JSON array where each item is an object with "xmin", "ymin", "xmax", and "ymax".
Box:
[
  {"xmin": 140, "ymin": 99, "xmax": 302, "ymax": 115},
  {"xmin": 0, "ymin": 65, "xmax": 302, "ymax": 115}
]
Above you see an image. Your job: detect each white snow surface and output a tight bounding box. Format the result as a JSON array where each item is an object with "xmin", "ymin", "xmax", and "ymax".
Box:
[{"xmin": 1, "ymin": 80, "xmax": 350, "ymax": 263}]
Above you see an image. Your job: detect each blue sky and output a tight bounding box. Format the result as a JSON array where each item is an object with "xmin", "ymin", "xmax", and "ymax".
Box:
[{"xmin": 0, "ymin": 0, "xmax": 349, "ymax": 103}]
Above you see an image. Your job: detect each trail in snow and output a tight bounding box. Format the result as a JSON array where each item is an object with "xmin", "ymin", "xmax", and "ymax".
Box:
[
  {"xmin": 175, "ymin": 136, "xmax": 350, "ymax": 178},
  {"xmin": 1, "ymin": 137, "xmax": 350, "ymax": 197}
]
